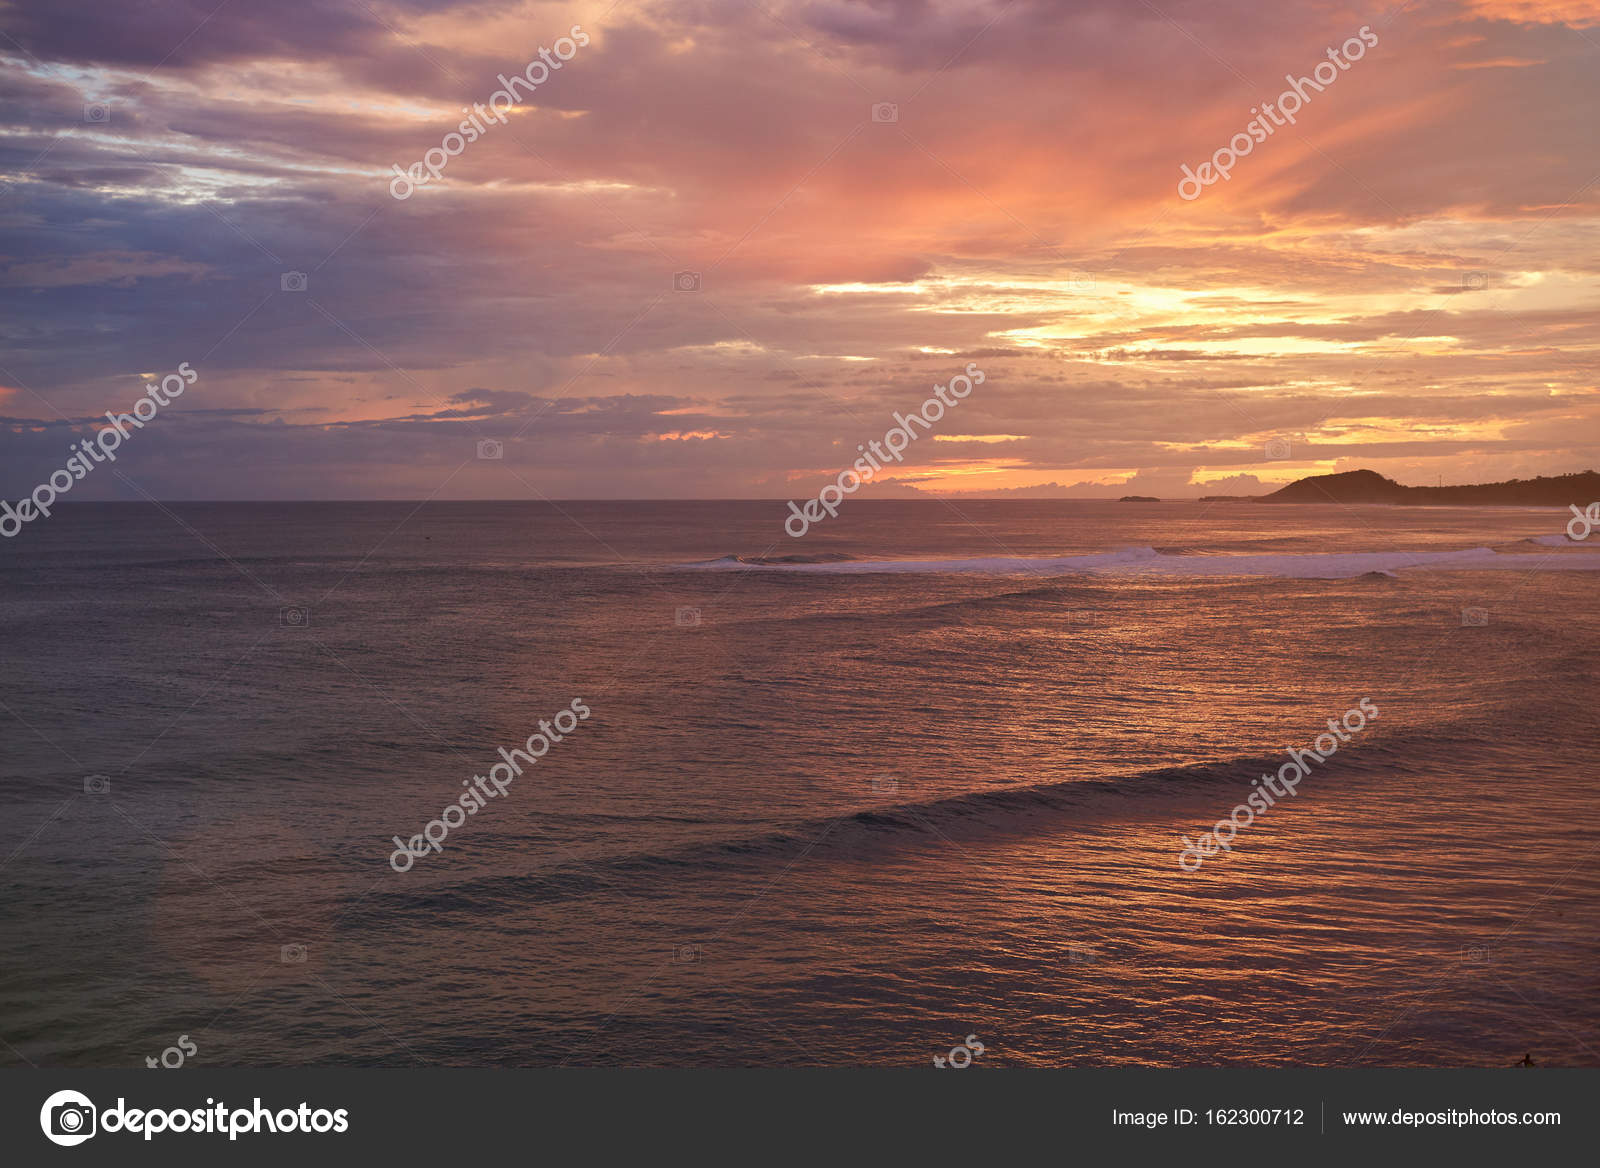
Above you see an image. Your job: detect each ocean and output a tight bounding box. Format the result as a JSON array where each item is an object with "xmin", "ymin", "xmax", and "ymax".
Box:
[{"xmin": 2, "ymin": 499, "xmax": 1597, "ymax": 1067}]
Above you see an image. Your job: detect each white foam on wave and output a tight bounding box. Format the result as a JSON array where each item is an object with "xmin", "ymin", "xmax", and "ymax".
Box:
[{"xmin": 686, "ymin": 543, "xmax": 1600, "ymax": 579}]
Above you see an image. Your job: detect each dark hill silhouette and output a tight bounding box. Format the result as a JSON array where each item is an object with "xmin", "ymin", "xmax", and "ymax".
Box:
[{"xmin": 1204, "ymin": 468, "xmax": 1600, "ymax": 506}]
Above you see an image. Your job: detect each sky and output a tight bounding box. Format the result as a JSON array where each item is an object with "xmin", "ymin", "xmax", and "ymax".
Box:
[{"xmin": 1, "ymin": 0, "xmax": 1598, "ymax": 500}]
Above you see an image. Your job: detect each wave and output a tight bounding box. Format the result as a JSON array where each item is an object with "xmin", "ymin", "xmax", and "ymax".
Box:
[
  {"xmin": 699, "ymin": 552, "xmax": 862, "ymax": 566},
  {"xmin": 680, "ymin": 543, "xmax": 1600, "ymax": 579},
  {"xmin": 358, "ymin": 741, "xmax": 1414, "ymax": 919},
  {"xmin": 1531, "ymin": 534, "xmax": 1590, "ymax": 547}
]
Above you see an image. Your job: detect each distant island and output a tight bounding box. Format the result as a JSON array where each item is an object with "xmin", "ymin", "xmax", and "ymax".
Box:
[
  {"xmin": 1201, "ymin": 468, "xmax": 1600, "ymax": 506},
  {"xmin": 1119, "ymin": 495, "xmax": 1160, "ymax": 502}
]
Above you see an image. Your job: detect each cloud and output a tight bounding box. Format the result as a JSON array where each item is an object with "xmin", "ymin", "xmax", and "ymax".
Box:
[{"xmin": 0, "ymin": 0, "xmax": 1597, "ymax": 498}]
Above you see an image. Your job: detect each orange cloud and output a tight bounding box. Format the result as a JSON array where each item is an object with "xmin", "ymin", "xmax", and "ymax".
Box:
[{"xmin": 1458, "ymin": 1, "xmax": 1600, "ymax": 23}]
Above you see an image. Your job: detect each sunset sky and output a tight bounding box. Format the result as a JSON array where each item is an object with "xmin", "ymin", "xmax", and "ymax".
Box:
[{"xmin": 2, "ymin": 0, "xmax": 1598, "ymax": 499}]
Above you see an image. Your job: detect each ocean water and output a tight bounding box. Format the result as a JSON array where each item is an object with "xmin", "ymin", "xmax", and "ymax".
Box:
[{"xmin": 1, "ymin": 499, "xmax": 1597, "ymax": 1067}]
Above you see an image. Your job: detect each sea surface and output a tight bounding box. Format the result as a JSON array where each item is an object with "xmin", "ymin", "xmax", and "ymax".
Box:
[{"xmin": 2, "ymin": 499, "xmax": 1597, "ymax": 1067}]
